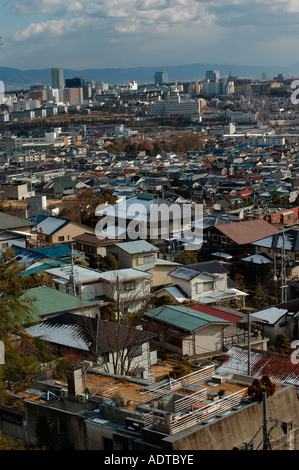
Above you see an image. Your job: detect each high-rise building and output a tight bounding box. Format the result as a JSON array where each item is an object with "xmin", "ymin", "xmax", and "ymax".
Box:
[
  {"xmin": 63, "ymin": 87, "xmax": 84, "ymax": 105},
  {"xmin": 51, "ymin": 68, "xmax": 64, "ymax": 89},
  {"xmin": 65, "ymin": 76, "xmax": 84, "ymax": 88},
  {"xmin": 206, "ymin": 70, "xmax": 220, "ymax": 81},
  {"xmin": 154, "ymin": 71, "xmax": 168, "ymax": 85}
]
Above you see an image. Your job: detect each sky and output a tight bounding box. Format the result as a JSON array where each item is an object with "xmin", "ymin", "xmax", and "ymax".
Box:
[{"xmin": 1, "ymin": 0, "xmax": 299, "ymax": 71}]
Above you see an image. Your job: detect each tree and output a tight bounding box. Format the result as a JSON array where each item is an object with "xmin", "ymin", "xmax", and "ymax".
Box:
[
  {"xmin": 58, "ymin": 188, "xmax": 116, "ymax": 226},
  {"xmin": 247, "ymin": 376, "xmax": 276, "ymax": 402},
  {"xmin": 103, "ymin": 254, "xmax": 118, "ymax": 270},
  {"xmin": 234, "ymin": 273, "xmax": 246, "ymax": 291},
  {"xmin": 268, "ymin": 334, "xmax": 291, "ymax": 355},
  {"xmin": 0, "ymin": 249, "xmax": 54, "ymax": 405},
  {"xmin": 176, "ymin": 250, "xmax": 198, "ymax": 265},
  {"xmin": 0, "ymin": 431, "xmax": 26, "ymax": 450},
  {"xmin": 154, "ymin": 295, "xmax": 175, "ymax": 307},
  {"xmin": 252, "ymin": 284, "xmax": 270, "ymax": 309}
]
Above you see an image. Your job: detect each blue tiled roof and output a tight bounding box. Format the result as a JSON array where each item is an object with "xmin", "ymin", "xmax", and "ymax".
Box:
[
  {"xmin": 34, "ymin": 244, "xmax": 79, "ymax": 259},
  {"xmin": 21, "ymin": 263, "xmax": 61, "ymax": 276}
]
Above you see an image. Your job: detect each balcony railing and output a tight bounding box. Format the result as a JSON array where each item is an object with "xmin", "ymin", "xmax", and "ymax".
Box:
[{"xmin": 223, "ymin": 331, "xmax": 263, "ymax": 349}]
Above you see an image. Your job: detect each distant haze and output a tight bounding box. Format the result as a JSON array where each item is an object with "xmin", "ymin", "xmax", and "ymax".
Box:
[{"xmin": 1, "ymin": 63, "xmax": 299, "ymax": 89}]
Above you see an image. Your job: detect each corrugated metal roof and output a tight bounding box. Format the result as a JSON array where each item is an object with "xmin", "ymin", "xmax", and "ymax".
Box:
[
  {"xmin": 32, "ymin": 217, "xmax": 69, "ymax": 236},
  {"xmin": 164, "ymin": 285, "xmax": 188, "ymax": 303},
  {"xmin": 23, "ymin": 287, "xmax": 95, "ymax": 317},
  {"xmin": 115, "ymin": 240, "xmax": 158, "ymax": 254},
  {"xmin": 21, "ymin": 263, "xmax": 61, "ymax": 276},
  {"xmin": 216, "ymin": 346, "xmax": 299, "ymax": 388},
  {"xmin": 250, "ymin": 306, "xmax": 292, "ymax": 325},
  {"xmin": 97, "ymin": 268, "xmax": 152, "ymax": 282},
  {"xmin": 26, "ymin": 313, "xmax": 156, "ymax": 353},
  {"xmin": 194, "ymin": 288, "xmax": 248, "ymax": 304},
  {"xmin": 26, "ymin": 322, "xmax": 91, "ymax": 351},
  {"xmin": 144, "ymin": 305, "xmax": 230, "ymax": 332},
  {"xmin": 241, "ymin": 254, "xmax": 271, "ymax": 264},
  {"xmin": 191, "ymin": 303, "xmax": 243, "ymax": 322},
  {"xmin": 44, "ymin": 265, "xmax": 104, "ymax": 283}
]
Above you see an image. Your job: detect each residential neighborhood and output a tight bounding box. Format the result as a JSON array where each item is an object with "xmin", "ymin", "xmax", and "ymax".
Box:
[{"xmin": 1, "ymin": 67, "xmax": 299, "ymax": 452}]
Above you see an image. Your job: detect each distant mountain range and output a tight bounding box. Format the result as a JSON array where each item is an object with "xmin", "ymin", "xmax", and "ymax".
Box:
[{"xmin": 1, "ymin": 62, "xmax": 299, "ymax": 89}]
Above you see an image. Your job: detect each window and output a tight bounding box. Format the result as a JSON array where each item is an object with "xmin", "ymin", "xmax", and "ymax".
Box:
[
  {"xmin": 203, "ymin": 281, "xmax": 214, "ymax": 292},
  {"xmin": 101, "ymin": 351, "xmax": 110, "ymax": 363},
  {"xmin": 58, "ymin": 236, "xmax": 65, "ymax": 242},
  {"xmin": 123, "ymin": 281, "xmax": 136, "ymax": 291},
  {"xmin": 131, "ymin": 345, "xmax": 143, "ymax": 358},
  {"xmin": 143, "ymin": 254, "xmax": 155, "ymax": 264},
  {"xmin": 138, "ymin": 254, "xmax": 155, "ymax": 265}
]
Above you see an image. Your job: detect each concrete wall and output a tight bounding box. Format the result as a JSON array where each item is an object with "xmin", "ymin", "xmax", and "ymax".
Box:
[
  {"xmin": 0, "ymin": 398, "xmax": 90, "ymax": 450},
  {"xmin": 161, "ymin": 385, "xmax": 299, "ymax": 450}
]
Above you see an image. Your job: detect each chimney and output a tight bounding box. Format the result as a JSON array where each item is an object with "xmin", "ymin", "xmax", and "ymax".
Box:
[{"xmin": 67, "ymin": 368, "xmax": 84, "ymax": 400}]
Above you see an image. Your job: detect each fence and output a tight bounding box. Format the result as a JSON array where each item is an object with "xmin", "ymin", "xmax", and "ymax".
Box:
[
  {"xmin": 141, "ymin": 364, "xmax": 215, "ymax": 403},
  {"xmin": 174, "ymin": 388, "xmax": 208, "ymax": 413},
  {"xmin": 168, "ymin": 388, "xmax": 247, "ymax": 435},
  {"xmin": 142, "ymin": 388, "xmax": 248, "ymax": 435}
]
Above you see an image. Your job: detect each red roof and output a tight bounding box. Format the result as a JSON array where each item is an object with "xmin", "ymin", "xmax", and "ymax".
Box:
[
  {"xmin": 190, "ymin": 303, "xmax": 243, "ymax": 323},
  {"xmin": 73, "ymin": 232, "xmax": 121, "ymax": 245},
  {"xmin": 214, "ymin": 219, "xmax": 280, "ymax": 245}
]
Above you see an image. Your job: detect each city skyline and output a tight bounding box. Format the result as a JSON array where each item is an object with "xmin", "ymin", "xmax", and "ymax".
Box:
[{"xmin": 1, "ymin": 1, "xmax": 299, "ymax": 72}]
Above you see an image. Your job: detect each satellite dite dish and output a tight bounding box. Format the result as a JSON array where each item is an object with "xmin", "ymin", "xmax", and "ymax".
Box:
[{"xmin": 0, "ymin": 340, "xmax": 4, "ymax": 365}]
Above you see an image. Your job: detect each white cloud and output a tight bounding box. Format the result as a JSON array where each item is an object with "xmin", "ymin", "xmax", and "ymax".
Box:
[
  {"xmin": 12, "ymin": 17, "xmax": 95, "ymax": 41},
  {"xmin": 4, "ymin": 0, "xmax": 299, "ymax": 69}
]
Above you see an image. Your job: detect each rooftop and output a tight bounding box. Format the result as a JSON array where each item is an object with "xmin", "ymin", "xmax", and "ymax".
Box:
[
  {"xmin": 143, "ymin": 305, "xmax": 231, "ymax": 333},
  {"xmin": 114, "ymin": 240, "xmax": 159, "ymax": 254},
  {"xmin": 214, "ymin": 219, "xmax": 280, "ymax": 245},
  {"xmin": 23, "ymin": 286, "xmax": 96, "ymax": 318},
  {"xmin": 0, "ymin": 211, "xmax": 35, "ymax": 230}
]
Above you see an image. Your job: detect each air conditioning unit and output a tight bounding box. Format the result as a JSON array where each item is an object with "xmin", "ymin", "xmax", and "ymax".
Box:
[{"xmin": 60, "ymin": 388, "xmax": 68, "ymax": 399}]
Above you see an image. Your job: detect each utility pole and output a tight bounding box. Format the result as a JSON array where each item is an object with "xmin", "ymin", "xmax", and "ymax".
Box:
[
  {"xmin": 262, "ymin": 392, "xmax": 270, "ymax": 450},
  {"xmin": 281, "ymin": 227, "xmax": 287, "ymax": 303},
  {"xmin": 247, "ymin": 311, "xmax": 251, "ymax": 376},
  {"xmin": 273, "ymin": 252, "xmax": 278, "ymax": 302},
  {"xmin": 70, "ymin": 243, "xmax": 76, "ymax": 297}
]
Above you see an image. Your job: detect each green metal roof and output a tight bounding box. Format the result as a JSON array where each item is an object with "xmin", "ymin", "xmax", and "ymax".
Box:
[
  {"xmin": 21, "ymin": 287, "xmax": 96, "ymax": 318},
  {"xmin": 137, "ymin": 193, "xmax": 156, "ymax": 200},
  {"xmin": 55, "ymin": 175, "xmax": 75, "ymax": 189},
  {"xmin": 144, "ymin": 305, "xmax": 230, "ymax": 332}
]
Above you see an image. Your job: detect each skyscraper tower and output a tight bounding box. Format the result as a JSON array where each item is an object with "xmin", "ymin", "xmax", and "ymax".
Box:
[
  {"xmin": 205, "ymin": 70, "xmax": 220, "ymax": 81},
  {"xmin": 51, "ymin": 68, "xmax": 64, "ymax": 89},
  {"xmin": 154, "ymin": 71, "xmax": 168, "ymax": 85}
]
